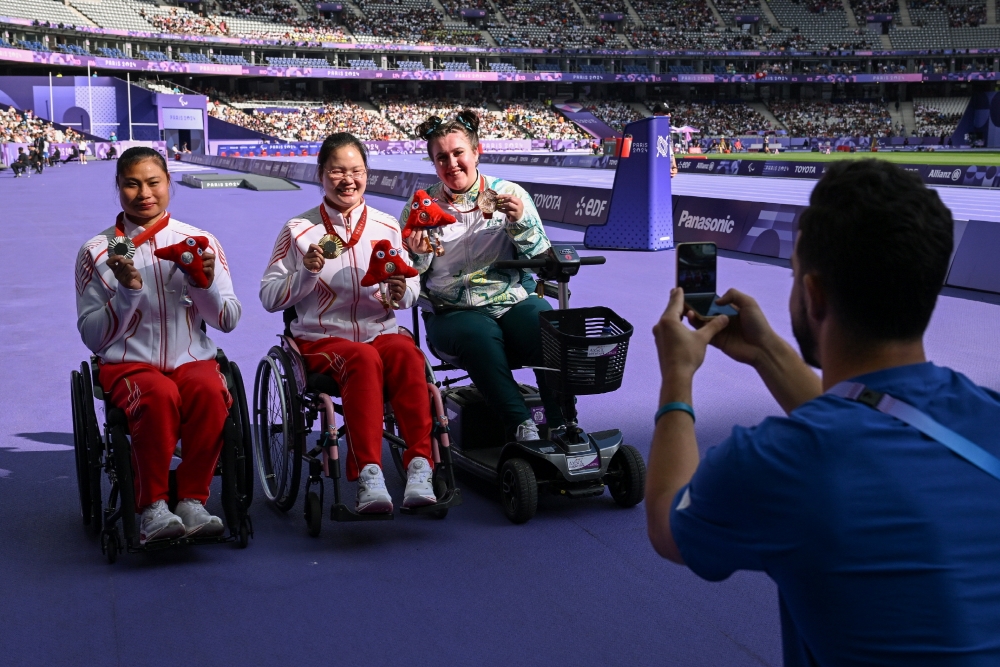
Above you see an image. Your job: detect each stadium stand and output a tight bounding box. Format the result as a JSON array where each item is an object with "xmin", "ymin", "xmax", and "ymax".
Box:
[
  {"xmin": 266, "ymin": 57, "xmax": 330, "ymax": 67},
  {"xmin": 489, "ymin": 62, "xmax": 518, "ymax": 72},
  {"xmin": 138, "ymin": 50, "xmax": 170, "ymax": 61},
  {"xmin": 767, "ymin": 0, "xmax": 882, "ymax": 49},
  {"xmin": 768, "ymin": 100, "xmax": 893, "ymax": 137},
  {"xmin": 67, "ymin": 0, "xmax": 156, "ymax": 32},
  {"xmin": 206, "ymin": 99, "xmax": 402, "ymax": 141},
  {"xmin": 657, "ymin": 101, "xmax": 773, "ymax": 136},
  {"xmin": 486, "ymin": 0, "xmax": 626, "ymax": 48},
  {"xmin": 215, "ymin": 54, "xmax": 251, "ymax": 65},
  {"xmin": 0, "ymin": 0, "xmax": 94, "ymax": 27},
  {"xmin": 586, "ymin": 100, "xmax": 645, "ymax": 133},
  {"xmin": 913, "ymin": 96, "xmax": 970, "ymax": 136},
  {"xmin": 348, "ymin": 59, "xmax": 379, "ymax": 69},
  {"xmin": 397, "ymin": 60, "xmax": 427, "ymax": 70},
  {"xmin": 0, "ymin": 104, "xmax": 84, "ymax": 145},
  {"xmin": 95, "ymin": 47, "xmax": 127, "ymax": 58}
]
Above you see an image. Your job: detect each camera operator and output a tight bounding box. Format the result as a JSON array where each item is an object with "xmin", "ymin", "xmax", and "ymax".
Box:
[{"xmin": 646, "ymin": 159, "xmax": 1000, "ymax": 665}]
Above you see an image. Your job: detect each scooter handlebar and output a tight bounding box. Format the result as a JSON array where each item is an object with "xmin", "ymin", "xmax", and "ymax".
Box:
[{"xmin": 493, "ymin": 256, "xmax": 606, "ymax": 270}]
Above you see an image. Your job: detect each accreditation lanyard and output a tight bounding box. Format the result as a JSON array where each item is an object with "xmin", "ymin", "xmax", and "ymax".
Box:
[
  {"xmin": 442, "ymin": 174, "xmax": 487, "ymax": 214},
  {"xmin": 319, "ymin": 200, "xmax": 367, "ymax": 253}
]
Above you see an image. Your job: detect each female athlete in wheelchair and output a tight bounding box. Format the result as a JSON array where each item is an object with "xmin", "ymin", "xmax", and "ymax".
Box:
[
  {"xmin": 257, "ymin": 133, "xmax": 459, "ymax": 526},
  {"xmin": 402, "ymin": 111, "xmax": 645, "ymax": 523},
  {"xmin": 73, "ymin": 146, "xmax": 250, "ymax": 559}
]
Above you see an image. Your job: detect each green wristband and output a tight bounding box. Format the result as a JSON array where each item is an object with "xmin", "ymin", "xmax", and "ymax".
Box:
[{"xmin": 655, "ymin": 402, "xmax": 695, "ymax": 425}]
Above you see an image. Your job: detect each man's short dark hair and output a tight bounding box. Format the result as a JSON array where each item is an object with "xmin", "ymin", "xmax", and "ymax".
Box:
[{"xmin": 797, "ymin": 159, "xmax": 953, "ymax": 342}]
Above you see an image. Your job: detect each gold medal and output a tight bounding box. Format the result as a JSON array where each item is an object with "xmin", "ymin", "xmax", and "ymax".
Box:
[
  {"xmin": 318, "ymin": 234, "xmax": 344, "ymax": 259},
  {"xmin": 478, "ymin": 188, "xmax": 498, "ymax": 217}
]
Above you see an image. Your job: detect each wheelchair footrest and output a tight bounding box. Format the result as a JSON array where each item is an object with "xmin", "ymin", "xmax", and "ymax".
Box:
[
  {"xmin": 330, "ymin": 503, "xmax": 394, "ymax": 522},
  {"xmin": 399, "ymin": 488, "xmax": 463, "ymax": 515}
]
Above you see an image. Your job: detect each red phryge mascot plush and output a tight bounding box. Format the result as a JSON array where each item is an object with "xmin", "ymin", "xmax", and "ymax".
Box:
[
  {"xmin": 154, "ymin": 236, "xmax": 212, "ymax": 288},
  {"xmin": 403, "ymin": 189, "xmax": 457, "ymax": 257},
  {"xmin": 360, "ymin": 239, "xmax": 418, "ymax": 308}
]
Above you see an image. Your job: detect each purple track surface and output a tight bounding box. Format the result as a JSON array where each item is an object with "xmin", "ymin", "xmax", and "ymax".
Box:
[{"xmin": 2, "ymin": 160, "xmax": 999, "ymax": 667}]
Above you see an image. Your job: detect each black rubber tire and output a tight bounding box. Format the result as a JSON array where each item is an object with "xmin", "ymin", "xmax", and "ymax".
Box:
[
  {"xmin": 607, "ymin": 445, "xmax": 646, "ymax": 508},
  {"xmin": 500, "ymin": 458, "xmax": 538, "ymax": 524},
  {"xmin": 252, "ymin": 347, "xmax": 303, "ymax": 512},
  {"xmin": 228, "ymin": 361, "xmax": 255, "ymax": 508},
  {"xmin": 238, "ymin": 516, "xmax": 251, "ymax": 549},
  {"xmin": 78, "ymin": 362, "xmax": 103, "ymax": 534},
  {"xmin": 103, "ymin": 529, "xmax": 120, "ymax": 565},
  {"xmin": 71, "ymin": 371, "xmax": 94, "ymax": 527},
  {"xmin": 220, "ymin": 418, "xmax": 240, "ymax": 533},
  {"xmin": 305, "ymin": 491, "xmax": 322, "ymax": 537},
  {"xmin": 109, "ymin": 416, "xmax": 138, "ymax": 547}
]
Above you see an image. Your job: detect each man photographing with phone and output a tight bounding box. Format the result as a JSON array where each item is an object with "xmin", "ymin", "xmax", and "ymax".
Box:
[{"xmin": 646, "ymin": 159, "xmax": 1000, "ymax": 665}]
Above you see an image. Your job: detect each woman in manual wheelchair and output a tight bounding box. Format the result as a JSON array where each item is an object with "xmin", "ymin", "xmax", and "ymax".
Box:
[
  {"xmin": 73, "ymin": 146, "xmax": 245, "ymax": 552},
  {"xmin": 258, "ymin": 132, "xmax": 451, "ymax": 521}
]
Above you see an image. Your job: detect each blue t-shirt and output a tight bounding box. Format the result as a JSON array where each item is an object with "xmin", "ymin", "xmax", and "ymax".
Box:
[{"xmin": 671, "ymin": 363, "xmax": 1000, "ymax": 666}]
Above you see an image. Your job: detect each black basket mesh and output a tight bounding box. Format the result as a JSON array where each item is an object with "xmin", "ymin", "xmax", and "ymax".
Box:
[{"xmin": 539, "ymin": 307, "xmax": 633, "ymax": 396}]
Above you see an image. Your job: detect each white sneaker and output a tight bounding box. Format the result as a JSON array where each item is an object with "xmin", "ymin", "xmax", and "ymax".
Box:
[
  {"xmin": 139, "ymin": 500, "xmax": 186, "ymax": 545},
  {"xmin": 174, "ymin": 498, "xmax": 225, "ymax": 537},
  {"xmin": 516, "ymin": 419, "xmax": 540, "ymax": 442},
  {"xmin": 402, "ymin": 457, "xmax": 437, "ymax": 508},
  {"xmin": 356, "ymin": 464, "xmax": 393, "ymax": 514}
]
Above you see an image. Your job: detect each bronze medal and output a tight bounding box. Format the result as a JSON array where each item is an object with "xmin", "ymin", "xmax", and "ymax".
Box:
[
  {"xmin": 478, "ymin": 188, "xmax": 498, "ymax": 217},
  {"xmin": 318, "ymin": 233, "xmax": 344, "ymax": 259}
]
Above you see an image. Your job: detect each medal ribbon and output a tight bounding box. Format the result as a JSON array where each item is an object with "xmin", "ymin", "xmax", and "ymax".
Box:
[
  {"xmin": 114, "ymin": 211, "xmax": 171, "ymax": 247},
  {"xmin": 443, "ymin": 174, "xmax": 487, "ymax": 214},
  {"xmin": 319, "ymin": 201, "xmax": 368, "ymax": 253}
]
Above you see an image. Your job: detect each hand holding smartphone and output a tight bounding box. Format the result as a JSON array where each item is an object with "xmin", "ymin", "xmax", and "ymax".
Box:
[{"xmin": 676, "ymin": 242, "xmax": 739, "ymax": 319}]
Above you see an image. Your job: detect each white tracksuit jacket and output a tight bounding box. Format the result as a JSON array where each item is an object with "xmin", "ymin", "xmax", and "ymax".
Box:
[
  {"xmin": 75, "ymin": 215, "xmax": 241, "ymax": 371},
  {"xmin": 259, "ymin": 201, "xmax": 419, "ymax": 343}
]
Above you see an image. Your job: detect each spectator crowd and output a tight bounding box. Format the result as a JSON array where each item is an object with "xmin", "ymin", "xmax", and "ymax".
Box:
[{"xmin": 768, "ymin": 100, "xmax": 892, "ymax": 137}]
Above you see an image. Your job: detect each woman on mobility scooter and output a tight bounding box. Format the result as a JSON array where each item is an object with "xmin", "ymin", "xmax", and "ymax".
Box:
[
  {"xmin": 402, "ymin": 110, "xmax": 563, "ymax": 441},
  {"xmin": 259, "ymin": 132, "xmax": 436, "ymax": 514},
  {"xmin": 75, "ymin": 147, "xmax": 242, "ymax": 544}
]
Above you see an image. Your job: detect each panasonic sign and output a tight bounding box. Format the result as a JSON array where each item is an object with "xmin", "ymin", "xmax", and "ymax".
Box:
[{"xmin": 678, "ymin": 210, "xmax": 737, "ymax": 234}]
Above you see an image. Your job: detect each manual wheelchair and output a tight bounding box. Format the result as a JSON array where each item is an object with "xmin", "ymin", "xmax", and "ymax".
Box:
[
  {"xmin": 412, "ymin": 247, "xmax": 647, "ymax": 524},
  {"xmin": 251, "ymin": 309, "xmax": 462, "ymax": 536},
  {"xmin": 70, "ymin": 349, "xmax": 254, "ymax": 563}
]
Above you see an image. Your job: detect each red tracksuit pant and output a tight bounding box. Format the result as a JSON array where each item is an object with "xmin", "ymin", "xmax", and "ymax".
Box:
[
  {"xmin": 99, "ymin": 359, "xmax": 232, "ymax": 509},
  {"xmin": 296, "ymin": 333, "xmax": 432, "ymax": 481}
]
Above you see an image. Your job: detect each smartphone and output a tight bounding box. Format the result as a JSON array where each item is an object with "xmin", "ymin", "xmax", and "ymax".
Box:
[{"xmin": 676, "ymin": 242, "xmax": 739, "ymax": 319}]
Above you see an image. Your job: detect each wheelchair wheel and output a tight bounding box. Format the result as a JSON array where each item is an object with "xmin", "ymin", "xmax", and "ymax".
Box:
[
  {"xmin": 500, "ymin": 458, "xmax": 537, "ymax": 524},
  {"xmin": 606, "ymin": 445, "xmax": 646, "ymax": 508},
  {"xmin": 73, "ymin": 363, "xmax": 103, "ymax": 534},
  {"xmin": 253, "ymin": 347, "xmax": 303, "ymax": 512},
  {"xmin": 71, "ymin": 371, "xmax": 95, "ymax": 530},
  {"xmin": 108, "ymin": 413, "xmax": 138, "ymax": 546},
  {"xmin": 228, "ymin": 361, "xmax": 255, "ymax": 508}
]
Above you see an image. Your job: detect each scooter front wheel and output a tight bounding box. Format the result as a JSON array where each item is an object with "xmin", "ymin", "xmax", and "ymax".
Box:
[{"xmin": 500, "ymin": 458, "xmax": 538, "ymax": 524}]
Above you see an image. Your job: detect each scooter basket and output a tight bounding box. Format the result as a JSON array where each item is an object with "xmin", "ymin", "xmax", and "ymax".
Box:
[{"xmin": 539, "ymin": 307, "xmax": 633, "ymax": 396}]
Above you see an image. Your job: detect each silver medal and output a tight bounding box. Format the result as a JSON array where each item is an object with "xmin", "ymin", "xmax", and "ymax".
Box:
[{"xmin": 107, "ymin": 235, "xmax": 136, "ymax": 260}]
